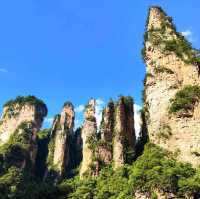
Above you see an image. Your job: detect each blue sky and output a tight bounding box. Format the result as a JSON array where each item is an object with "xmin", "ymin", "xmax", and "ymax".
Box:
[{"xmin": 0, "ymin": 0, "xmax": 200, "ymax": 128}]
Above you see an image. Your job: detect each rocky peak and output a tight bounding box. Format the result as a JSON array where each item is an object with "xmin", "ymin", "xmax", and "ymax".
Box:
[
  {"xmin": 0, "ymin": 96, "xmax": 47, "ymax": 145},
  {"xmin": 46, "ymin": 102, "xmax": 75, "ymax": 179},
  {"xmin": 100, "ymin": 100, "xmax": 114, "ymax": 142},
  {"xmin": 60, "ymin": 102, "xmax": 75, "ymax": 132},
  {"xmin": 113, "ymin": 96, "xmax": 136, "ymax": 168},
  {"xmin": 0, "ymin": 121, "xmax": 40, "ymax": 174},
  {"xmin": 143, "ymin": 7, "xmax": 200, "ymax": 167},
  {"xmin": 84, "ymin": 98, "xmax": 96, "ymax": 121},
  {"xmin": 80, "ymin": 99, "xmax": 97, "ymax": 177}
]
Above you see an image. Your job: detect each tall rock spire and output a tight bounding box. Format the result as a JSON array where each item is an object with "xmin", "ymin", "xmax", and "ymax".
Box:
[
  {"xmin": 0, "ymin": 96, "xmax": 47, "ymax": 145},
  {"xmin": 0, "ymin": 96, "xmax": 47, "ymax": 174},
  {"xmin": 80, "ymin": 99, "xmax": 97, "ymax": 177},
  {"xmin": 98, "ymin": 100, "xmax": 114, "ymax": 165},
  {"xmin": 46, "ymin": 102, "xmax": 75, "ymax": 179},
  {"xmin": 143, "ymin": 6, "xmax": 200, "ymax": 167},
  {"xmin": 100, "ymin": 100, "xmax": 114, "ymax": 143},
  {"xmin": 113, "ymin": 96, "xmax": 136, "ymax": 169}
]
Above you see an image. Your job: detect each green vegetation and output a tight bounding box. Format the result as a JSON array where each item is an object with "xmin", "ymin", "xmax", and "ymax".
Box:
[
  {"xmin": 55, "ymin": 143, "xmax": 200, "ymax": 198},
  {"xmin": 154, "ymin": 66, "xmax": 174, "ymax": 74},
  {"xmin": 35, "ymin": 129, "xmax": 50, "ymax": 179},
  {"xmin": 169, "ymin": 85, "xmax": 200, "ymax": 114},
  {"xmin": 63, "ymin": 101, "xmax": 74, "ymax": 108},
  {"xmin": 191, "ymin": 52, "xmax": 200, "ymax": 66},
  {"xmin": 99, "ymin": 99, "xmax": 115, "ymax": 137},
  {"xmin": 142, "ymin": 6, "xmax": 197, "ymax": 65},
  {"xmin": 3, "ymin": 95, "xmax": 48, "ymax": 118},
  {"xmin": 157, "ymin": 124, "xmax": 172, "ymax": 140},
  {"xmin": 0, "ymin": 122, "xmax": 35, "ymax": 173},
  {"xmin": 4, "ymin": 95, "xmax": 47, "ymax": 110},
  {"xmin": 2, "ymin": 134, "xmax": 200, "ymax": 198},
  {"xmin": 128, "ymin": 143, "xmax": 200, "ymax": 198}
]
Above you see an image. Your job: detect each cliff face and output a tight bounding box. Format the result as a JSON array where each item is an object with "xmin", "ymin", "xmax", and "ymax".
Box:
[
  {"xmin": 113, "ymin": 97, "xmax": 136, "ymax": 168},
  {"xmin": 0, "ymin": 122, "xmax": 41, "ymax": 173},
  {"xmin": 80, "ymin": 99, "xmax": 97, "ymax": 177},
  {"xmin": 0, "ymin": 96, "xmax": 47, "ymax": 167},
  {"xmin": 47, "ymin": 102, "xmax": 75, "ymax": 178},
  {"xmin": 0, "ymin": 96, "xmax": 47, "ymax": 146},
  {"xmin": 80, "ymin": 97, "xmax": 136, "ymax": 176},
  {"xmin": 143, "ymin": 7, "xmax": 200, "ymax": 167},
  {"xmin": 98, "ymin": 101, "xmax": 114, "ymax": 165}
]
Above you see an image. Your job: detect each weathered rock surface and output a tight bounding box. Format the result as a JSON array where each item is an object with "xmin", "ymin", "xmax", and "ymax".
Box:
[
  {"xmin": 80, "ymin": 99, "xmax": 97, "ymax": 177},
  {"xmin": 0, "ymin": 96, "xmax": 47, "ymax": 145},
  {"xmin": 47, "ymin": 102, "xmax": 74, "ymax": 178},
  {"xmin": 113, "ymin": 96, "xmax": 136, "ymax": 169},
  {"xmin": 100, "ymin": 101, "xmax": 114, "ymax": 142},
  {"xmin": 98, "ymin": 101, "xmax": 114, "ymax": 165},
  {"xmin": 143, "ymin": 7, "xmax": 200, "ymax": 167},
  {"xmin": 0, "ymin": 96, "xmax": 47, "ymax": 169}
]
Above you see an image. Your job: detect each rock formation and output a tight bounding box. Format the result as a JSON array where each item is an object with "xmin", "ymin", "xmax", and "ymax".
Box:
[
  {"xmin": 80, "ymin": 99, "xmax": 97, "ymax": 177},
  {"xmin": 46, "ymin": 102, "xmax": 75, "ymax": 178},
  {"xmin": 0, "ymin": 96, "xmax": 47, "ymax": 145},
  {"xmin": 98, "ymin": 100, "xmax": 114, "ymax": 165},
  {"xmin": 79, "ymin": 97, "xmax": 136, "ymax": 176},
  {"xmin": 0, "ymin": 96, "xmax": 47, "ymax": 176},
  {"xmin": 113, "ymin": 96, "xmax": 136, "ymax": 168},
  {"xmin": 143, "ymin": 6, "xmax": 200, "ymax": 167}
]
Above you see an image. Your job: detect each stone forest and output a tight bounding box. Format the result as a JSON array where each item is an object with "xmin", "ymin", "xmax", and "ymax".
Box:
[{"xmin": 1, "ymin": 6, "xmax": 200, "ymax": 199}]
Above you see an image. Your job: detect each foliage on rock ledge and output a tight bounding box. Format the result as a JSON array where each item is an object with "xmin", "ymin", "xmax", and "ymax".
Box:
[
  {"xmin": 141, "ymin": 6, "xmax": 200, "ymax": 66},
  {"xmin": 169, "ymin": 85, "xmax": 200, "ymax": 115},
  {"xmin": 2, "ymin": 138, "xmax": 200, "ymax": 198},
  {"xmin": 3, "ymin": 95, "xmax": 48, "ymax": 118}
]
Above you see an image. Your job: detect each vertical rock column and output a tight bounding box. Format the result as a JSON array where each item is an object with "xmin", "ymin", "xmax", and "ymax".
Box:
[
  {"xmin": 143, "ymin": 7, "xmax": 200, "ymax": 166},
  {"xmin": 113, "ymin": 96, "xmax": 136, "ymax": 169},
  {"xmin": 47, "ymin": 102, "xmax": 74, "ymax": 178},
  {"xmin": 98, "ymin": 100, "xmax": 115, "ymax": 165},
  {"xmin": 0, "ymin": 96, "xmax": 47, "ymax": 171},
  {"xmin": 0, "ymin": 96, "xmax": 47, "ymax": 146},
  {"xmin": 80, "ymin": 99, "xmax": 97, "ymax": 177}
]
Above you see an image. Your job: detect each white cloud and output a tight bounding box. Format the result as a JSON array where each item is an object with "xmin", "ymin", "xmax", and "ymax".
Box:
[
  {"xmin": 75, "ymin": 105, "xmax": 85, "ymax": 113},
  {"xmin": 44, "ymin": 117, "xmax": 54, "ymax": 124},
  {"xmin": 181, "ymin": 30, "xmax": 195, "ymax": 42},
  {"xmin": 0, "ymin": 68, "xmax": 8, "ymax": 73},
  {"xmin": 74, "ymin": 99, "xmax": 104, "ymax": 129},
  {"xmin": 95, "ymin": 98, "xmax": 105, "ymax": 129},
  {"xmin": 181, "ymin": 30, "xmax": 192, "ymax": 37},
  {"xmin": 73, "ymin": 100, "xmax": 142, "ymax": 136},
  {"xmin": 134, "ymin": 104, "xmax": 142, "ymax": 137}
]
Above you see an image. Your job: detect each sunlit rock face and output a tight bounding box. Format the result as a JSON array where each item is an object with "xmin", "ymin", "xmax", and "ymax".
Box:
[
  {"xmin": 79, "ymin": 97, "xmax": 136, "ymax": 177},
  {"xmin": 143, "ymin": 7, "xmax": 200, "ymax": 167},
  {"xmin": 0, "ymin": 96, "xmax": 47, "ymax": 145},
  {"xmin": 0, "ymin": 96, "xmax": 47, "ymax": 172},
  {"xmin": 47, "ymin": 102, "xmax": 75, "ymax": 178},
  {"xmin": 80, "ymin": 99, "xmax": 97, "ymax": 177}
]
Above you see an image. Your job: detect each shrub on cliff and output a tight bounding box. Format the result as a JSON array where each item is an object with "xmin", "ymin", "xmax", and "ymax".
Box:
[
  {"xmin": 129, "ymin": 143, "xmax": 196, "ymax": 197},
  {"xmin": 169, "ymin": 85, "xmax": 200, "ymax": 114},
  {"xmin": 3, "ymin": 95, "xmax": 48, "ymax": 117}
]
